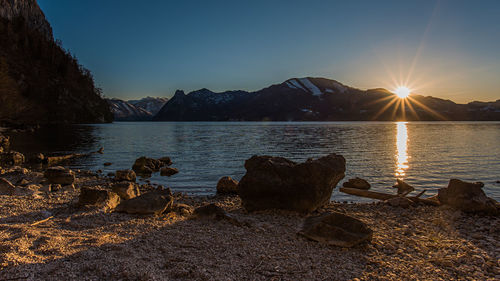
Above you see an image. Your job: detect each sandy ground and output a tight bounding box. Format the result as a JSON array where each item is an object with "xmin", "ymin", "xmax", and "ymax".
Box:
[{"xmin": 1, "ymin": 170, "xmax": 499, "ymax": 281}]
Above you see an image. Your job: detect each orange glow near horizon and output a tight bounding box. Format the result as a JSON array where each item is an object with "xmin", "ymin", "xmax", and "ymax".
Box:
[{"xmin": 395, "ymin": 121, "xmax": 409, "ymax": 178}]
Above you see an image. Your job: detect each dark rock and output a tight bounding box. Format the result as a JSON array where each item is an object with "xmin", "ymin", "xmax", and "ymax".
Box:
[
  {"xmin": 0, "ymin": 151, "xmax": 25, "ymax": 166},
  {"xmin": 115, "ymin": 170, "xmax": 136, "ymax": 182},
  {"xmin": 160, "ymin": 167, "xmax": 179, "ymax": 177},
  {"xmin": 437, "ymin": 179, "xmax": 498, "ymax": 214},
  {"xmin": 173, "ymin": 203, "xmax": 194, "ymax": 216},
  {"xmin": 132, "ymin": 156, "xmax": 164, "ymax": 175},
  {"xmin": 115, "ymin": 190, "xmax": 173, "ymax": 215},
  {"xmin": 158, "ymin": 157, "xmax": 173, "ymax": 166},
  {"xmin": 0, "ymin": 178, "xmax": 15, "ymax": 195},
  {"xmin": 0, "ymin": 134, "xmax": 9, "ymax": 151},
  {"xmin": 78, "ymin": 187, "xmax": 121, "ymax": 210},
  {"xmin": 193, "ymin": 203, "xmax": 226, "ymax": 218},
  {"xmin": 44, "ymin": 166, "xmax": 75, "ymax": 185},
  {"xmin": 103, "ymin": 162, "xmax": 112, "ymax": 166},
  {"xmin": 386, "ymin": 197, "xmax": 415, "ymax": 208},
  {"xmin": 112, "ymin": 182, "xmax": 140, "ymax": 200},
  {"xmin": 238, "ymin": 154, "xmax": 345, "ymax": 213},
  {"xmin": 343, "ymin": 177, "xmax": 371, "ymax": 190},
  {"xmin": 392, "ymin": 179, "xmax": 415, "ymax": 195},
  {"xmin": 216, "ymin": 176, "xmax": 238, "ymax": 194},
  {"xmin": 298, "ymin": 212, "xmax": 373, "ymax": 247}
]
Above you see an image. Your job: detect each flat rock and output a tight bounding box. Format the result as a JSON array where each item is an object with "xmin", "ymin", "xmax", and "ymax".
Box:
[
  {"xmin": 216, "ymin": 176, "xmax": 238, "ymax": 194},
  {"xmin": 115, "ymin": 190, "xmax": 173, "ymax": 215},
  {"xmin": 238, "ymin": 154, "xmax": 345, "ymax": 213},
  {"xmin": 386, "ymin": 196, "xmax": 415, "ymax": 208},
  {"xmin": 44, "ymin": 166, "xmax": 75, "ymax": 185},
  {"xmin": 160, "ymin": 167, "xmax": 178, "ymax": 177},
  {"xmin": 112, "ymin": 181, "xmax": 140, "ymax": 200},
  {"xmin": 438, "ymin": 179, "xmax": 498, "ymax": 214},
  {"xmin": 343, "ymin": 177, "xmax": 371, "ymax": 190},
  {"xmin": 299, "ymin": 211, "xmax": 373, "ymax": 247},
  {"xmin": 78, "ymin": 187, "xmax": 121, "ymax": 210},
  {"xmin": 115, "ymin": 170, "xmax": 136, "ymax": 182}
]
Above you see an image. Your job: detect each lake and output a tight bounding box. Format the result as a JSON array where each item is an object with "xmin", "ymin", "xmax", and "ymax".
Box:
[{"xmin": 10, "ymin": 121, "xmax": 500, "ymax": 201}]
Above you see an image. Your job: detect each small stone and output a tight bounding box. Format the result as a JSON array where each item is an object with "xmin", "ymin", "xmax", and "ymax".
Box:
[
  {"xmin": 103, "ymin": 162, "xmax": 112, "ymax": 166},
  {"xmin": 392, "ymin": 179, "xmax": 415, "ymax": 195},
  {"xmin": 112, "ymin": 181, "xmax": 140, "ymax": 200},
  {"xmin": 39, "ymin": 185, "xmax": 51, "ymax": 192},
  {"xmin": 115, "ymin": 170, "xmax": 136, "ymax": 182},
  {"xmin": 44, "ymin": 166, "xmax": 75, "ymax": 185},
  {"xmin": 15, "ymin": 178, "xmax": 30, "ymax": 186},
  {"xmin": 115, "ymin": 190, "xmax": 173, "ymax": 215},
  {"xmin": 386, "ymin": 197, "xmax": 415, "ymax": 208},
  {"xmin": 78, "ymin": 187, "xmax": 121, "ymax": 210},
  {"xmin": 50, "ymin": 184, "xmax": 61, "ymax": 192},
  {"xmin": 174, "ymin": 203, "xmax": 194, "ymax": 216},
  {"xmin": 298, "ymin": 211, "xmax": 373, "ymax": 247},
  {"xmin": 60, "ymin": 184, "xmax": 75, "ymax": 192},
  {"xmin": 160, "ymin": 167, "xmax": 178, "ymax": 177},
  {"xmin": 158, "ymin": 157, "xmax": 173, "ymax": 166},
  {"xmin": 216, "ymin": 176, "xmax": 238, "ymax": 194}
]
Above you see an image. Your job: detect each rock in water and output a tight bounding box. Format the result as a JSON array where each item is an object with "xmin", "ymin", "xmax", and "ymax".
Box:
[
  {"xmin": 238, "ymin": 154, "xmax": 345, "ymax": 213},
  {"xmin": 0, "ymin": 178, "xmax": 15, "ymax": 195},
  {"xmin": 158, "ymin": 157, "xmax": 173, "ymax": 166},
  {"xmin": 160, "ymin": 167, "xmax": 179, "ymax": 176},
  {"xmin": 299, "ymin": 212, "xmax": 373, "ymax": 247},
  {"xmin": 112, "ymin": 182, "xmax": 140, "ymax": 200},
  {"xmin": 115, "ymin": 191, "xmax": 173, "ymax": 215},
  {"xmin": 343, "ymin": 177, "xmax": 371, "ymax": 190},
  {"xmin": 115, "ymin": 170, "xmax": 136, "ymax": 182},
  {"xmin": 132, "ymin": 156, "xmax": 164, "ymax": 175},
  {"xmin": 438, "ymin": 179, "xmax": 498, "ymax": 214},
  {"xmin": 392, "ymin": 179, "xmax": 414, "ymax": 195},
  {"xmin": 78, "ymin": 187, "xmax": 121, "ymax": 210},
  {"xmin": 44, "ymin": 166, "xmax": 75, "ymax": 185},
  {"xmin": 216, "ymin": 176, "xmax": 239, "ymax": 194}
]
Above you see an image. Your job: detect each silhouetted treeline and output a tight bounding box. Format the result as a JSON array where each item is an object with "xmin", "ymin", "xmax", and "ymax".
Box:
[{"xmin": 0, "ymin": 16, "xmax": 112, "ymax": 125}]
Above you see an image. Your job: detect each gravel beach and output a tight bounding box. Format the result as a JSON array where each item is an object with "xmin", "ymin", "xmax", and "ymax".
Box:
[{"xmin": 0, "ymin": 170, "xmax": 499, "ymax": 281}]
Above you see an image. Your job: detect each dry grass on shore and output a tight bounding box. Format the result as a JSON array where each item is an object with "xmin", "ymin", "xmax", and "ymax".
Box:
[{"xmin": 1, "ymin": 183, "xmax": 499, "ymax": 281}]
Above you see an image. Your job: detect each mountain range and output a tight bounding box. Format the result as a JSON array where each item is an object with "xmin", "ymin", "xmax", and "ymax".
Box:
[
  {"xmin": 106, "ymin": 97, "xmax": 168, "ymax": 121},
  {"xmin": 153, "ymin": 77, "xmax": 500, "ymax": 121}
]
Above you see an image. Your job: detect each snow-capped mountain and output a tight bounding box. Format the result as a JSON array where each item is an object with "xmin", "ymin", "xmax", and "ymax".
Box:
[
  {"xmin": 107, "ymin": 97, "xmax": 168, "ymax": 121},
  {"xmin": 153, "ymin": 77, "xmax": 500, "ymax": 121},
  {"xmin": 129, "ymin": 97, "xmax": 168, "ymax": 116}
]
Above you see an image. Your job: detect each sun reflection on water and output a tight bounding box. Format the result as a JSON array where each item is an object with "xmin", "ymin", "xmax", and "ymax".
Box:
[{"xmin": 395, "ymin": 122, "xmax": 409, "ymax": 178}]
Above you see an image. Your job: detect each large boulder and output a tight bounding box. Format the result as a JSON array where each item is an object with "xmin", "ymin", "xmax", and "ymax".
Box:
[
  {"xmin": 437, "ymin": 179, "xmax": 498, "ymax": 214},
  {"xmin": 115, "ymin": 190, "xmax": 173, "ymax": 215},
  {"xmin": 115, "ymin": 170, "xmax": 136, "ymax": 182},
  {"xmin": 112, "ymin": 181, "xmax": 140, "ymax": 200},
  {"xmin": 44, "ymin": 166, "xmax": 75, "ymax": 185},
  {"xmin": 78, "ymin": 187, "xmax": 121, "ymax": 210},
  {"xmin": 342, "ymin": 177, "xmax": 371, "ymax": 190},
  {"xmin": 132, "ymin": 156, "xmax": 164, "ymax": 175},
  {"xmin": 298, "ymin": 212, "xmax": 373, "ymax": 247},
  {"xmin": 238, "ymin": 154, "xmax": 345, "ymax": 213},
  {"xmin": 216, "ymin": 176, "xmax": 238, "ymax": 194}
]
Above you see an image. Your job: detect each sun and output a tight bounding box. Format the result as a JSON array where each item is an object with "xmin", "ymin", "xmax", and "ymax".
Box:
[{"xmin": 394, "ymin": 86, "xmax": 410, "ymax": 98}]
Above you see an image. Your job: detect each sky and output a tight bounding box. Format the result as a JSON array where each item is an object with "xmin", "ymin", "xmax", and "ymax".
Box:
[{"xmin": 37, "ymin": 0, "xmax": 500, "ymax": 103}]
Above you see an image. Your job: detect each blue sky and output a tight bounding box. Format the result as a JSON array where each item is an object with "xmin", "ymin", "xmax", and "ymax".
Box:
[{"xmin": 38, "ymin": 0, "xmax": 500, "ymax": 102}]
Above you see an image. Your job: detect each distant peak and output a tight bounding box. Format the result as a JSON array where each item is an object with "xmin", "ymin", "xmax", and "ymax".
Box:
[{"xmin": 173, "ymin": 90, "xmax": 185, "ymax": 96}]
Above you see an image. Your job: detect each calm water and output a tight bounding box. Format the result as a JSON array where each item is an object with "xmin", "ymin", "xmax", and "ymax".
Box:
[{"xmin": 10, "ymin": 122, "xmax": 500, "ymax": 201}]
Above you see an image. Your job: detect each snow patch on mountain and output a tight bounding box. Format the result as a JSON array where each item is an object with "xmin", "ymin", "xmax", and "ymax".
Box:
[
  {"xmin": 298, "ymin": 78, "xmax": 322, "ymax": 96},
  {"xmin": 288, "ymin": 79, "xmax": 307, "ymax": 91}
]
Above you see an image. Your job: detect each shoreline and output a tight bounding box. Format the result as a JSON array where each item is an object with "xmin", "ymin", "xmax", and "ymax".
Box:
[{"xmin": 0, "ymin": 167, "xmax": 499, "ymax": 280}]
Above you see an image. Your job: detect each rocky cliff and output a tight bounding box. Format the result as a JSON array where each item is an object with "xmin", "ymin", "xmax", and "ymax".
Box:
[
  {"xmin": 0, "ymin": 0, "xmax": 52, "ymax": 39},
  {"xmin": 0, "ymin": 0, "xmax": 113, "ymax": 125}
]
